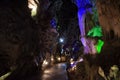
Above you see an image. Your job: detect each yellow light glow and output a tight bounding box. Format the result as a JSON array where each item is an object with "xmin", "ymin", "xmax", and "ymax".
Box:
[
  {"xmin": 28, "ymin": 0, "xmax": 38, "ymax": 16},
  {"xmin": 44, "ymin": 70, "xmax": 51, "ymax": 73},
  {"xmin": 43, "ymin": 60, "xmax": 49, "ymax": 66},
  {"xmin": 70, "ymin": 58, "xmax": 73, "ymax": 62},
  {"xmin": 57, "ymin": 57, "xmax": 61, "ymax": 61},
  {"xmin": 72, "ymin": 65, "xmax": 76, "ymax": 71},
  {"xmin": 0, "ymin": 72, "xmax": 11, "ymax": 80},
  {"xmin": 51, "ymin": 57, "xmax": 54, "ymax": 61}
]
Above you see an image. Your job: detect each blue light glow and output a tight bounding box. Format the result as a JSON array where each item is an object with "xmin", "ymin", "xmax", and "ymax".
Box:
[
  {"xmin": 76, "ymin": 0, "xmax": 92, "ymax": 8},
  {"xmin": 50, "ymin": 18, "xmax": 57, "ymax": 29},
  {"xmin": 76, "ymin": 0, "xmax": 94, "ymax": 54}
]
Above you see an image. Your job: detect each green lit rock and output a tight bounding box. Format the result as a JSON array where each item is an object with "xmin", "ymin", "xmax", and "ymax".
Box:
[{"xmin": 87, "ymin": 26, "xmax": 103, "ymax": 37}]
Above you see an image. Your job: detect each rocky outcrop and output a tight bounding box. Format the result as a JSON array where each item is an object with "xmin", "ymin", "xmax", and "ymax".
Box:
[
  {"xmin": 95, "ymin": 0, "xmax": 120, "ymax": 74},
  {"xmin": 97, "ymin": 0, "xmax": 120, "ymax": 39},
  {"xmin": 0, "ymin": 0, "xmax": 58, "ymax": 79},
  {"xmin": 0, "ymin": 1, "xmax": 36, "ymax": 77}
]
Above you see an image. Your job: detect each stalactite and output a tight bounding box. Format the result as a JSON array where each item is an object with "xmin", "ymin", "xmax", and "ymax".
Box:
[
  {"xmin": 76, "ymin": 0, "xmax": 97, "ymax": 54},
  {"xmin": 78, "ymin": 9, "xmax": 86, "ymax": 46}
]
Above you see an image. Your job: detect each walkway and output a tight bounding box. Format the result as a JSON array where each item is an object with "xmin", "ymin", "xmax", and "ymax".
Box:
[{"xmin": 42, "ymin": 63, "xmax": 68, "ymax": 80}]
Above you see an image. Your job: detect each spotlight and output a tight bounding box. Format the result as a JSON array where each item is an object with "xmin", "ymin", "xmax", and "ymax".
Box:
[{"xmin": 59, "ymin": 38, "xmax": 64, "ymax": 43}]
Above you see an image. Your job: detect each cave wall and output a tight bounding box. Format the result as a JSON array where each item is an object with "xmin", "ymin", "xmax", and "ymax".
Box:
[
  {"xmin": 0, "ymin": 0, "xmax": 57, "ymax": 78},
  {"xmin": 97, "ymin": 0, "xmax": 120, "ymax": 38},
  {"xmin": 95, "ymin": 0, "xmax": 120, "ymax": 71}
]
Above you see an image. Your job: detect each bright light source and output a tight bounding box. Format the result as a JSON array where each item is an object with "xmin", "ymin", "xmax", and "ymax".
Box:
[
  {"xmin": 70, "ymin": 58, "xmax": 73, "ymax": 62},
  {"xmin": 44, "ymin": 70, "xmax": 51, "ymax": 73},
  {"xmin": 59, "ymin": 38, "xmax": 64, "ymax": 43},
  {"xmin": 0, "ymin": 72, "xmax": 11, "ymax": 80},
  {"xmin": 51, "ymin": 57, "xmax": 54, "ymax": 61},
  {"xmin": 57, "ymin": 57, "xmax": 61, "ymax": 61},
  {"xmin": 79, "ymin": 58, "xmax": 83, "ymax": 62},
  {"xmin": 72, "ymin": 65, "xmax": 76, "ymax": 71},
  {"xmin": 43, "ymin": 60, "xmax": 48, "ymax": 66},
  {"xmin": 28, "ymin": 0, "xmax": 38, "ymax": 16},
  {"xmin": 70, "ymin": 62, "xmax": 74, "ymax": 65}
]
